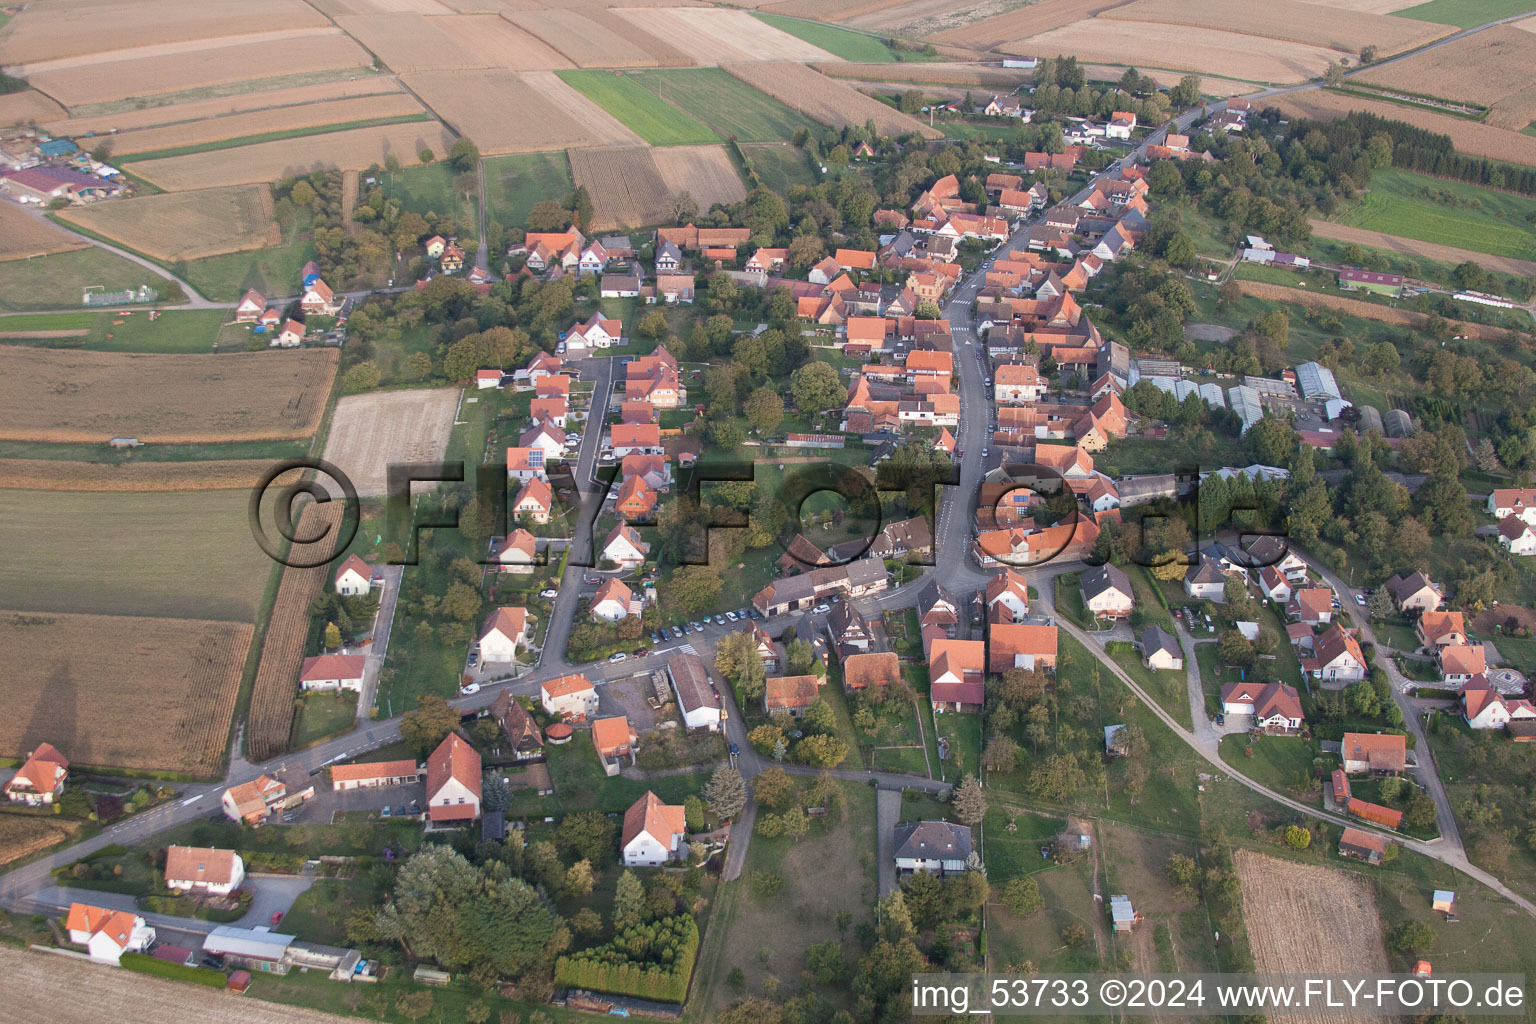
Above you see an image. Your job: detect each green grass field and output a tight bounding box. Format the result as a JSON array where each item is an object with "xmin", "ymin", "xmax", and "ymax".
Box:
[
  {"xmin": 0, "ymin": 438, "xmax": 309, "ymax": 463},
  {"xmin": 0, "ymin": 248, "xmax": 176, "ymax": 312},
  {"xmin": 1394, "ymin": 0, "xmax": 1536, "ymax": 27},
  {"xmin": 0, "ymin": 488, "xmax": 275, "ymax": 621},
  {"xmin": 557, "ymin": 70, "xmax": 720, "ymax": 146},
  {"xmin": 0, "ymin": 309, "xmax": 225, "ymax": 352},
  {"xmin": 750, "ymin": 12, "xmax": 897, "ymax": 62},
  {"xmin": 177, "ymin": 234, "xmax": 315, "ymax": 303},
  {"xmin": 628, "ymin": 68, "xmax": 820, "ymax": 143},
  {"xmin": 1335, "ymin": 167, "xmax": 1536, "ymax": 262},
  {"xmin": 484, "ymin": 151, "xmax": 574, "ymax": 230},
  {"xmin": 742, "ymin": 143, "xmax": 818, "ymax": 191},
  {"xmin": 381, "ymin": 160, "xmax": 478, "ymax": 244}
]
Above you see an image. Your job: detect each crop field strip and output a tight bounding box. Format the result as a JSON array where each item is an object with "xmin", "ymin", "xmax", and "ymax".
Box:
[
  {"xmin": 624, "ymin": 68, "xmax": 821, "ymax": 143},
  {"xmin": 569, "ymin": 146, "xmax": 679, "ymax": 230},
  {"xmin": 926, "ymin": 0, "xmax": 1130, "ymax": 50},
  {"xmin": 1268, "ymin": 89, "xmax": 1536, "ymax": 166},
  {"xmin": 334, "ymin": 13, "xmax": 573, "ymax": 72},
  {"xmin": 749, "ymin": 12, "xmax": 898, "ymax": 62},
  {"xmin": 0, "ymin": 203, "xmax": 89, "ymax": 261},
  {"xmin": 0, "ymin": 458, "xmax": 282, "ymax": 492},
  {"xmin": 1003, "ymin": 20, "xmax": 1342, "ymax": 82},
  {"xmin": 55, "ymin": 185, "xmax": 280, "ymax": 261},
  {"xmin": 506, "ymin": 8, "xmax": 695, "ymax": 67},
  {"xmin": 0, "ymin": 610, "xmax": 250, "ymax": 776},
  {"xmin": 24, "ymin": 31, "xmax": 377, "ymax": 110},
  {"xmin": 1329, "ymin": 168, "xmax": 1536, "ymax": 261},
  {"xmin": 403, "ymin": 70, "xmax": 643, "ymax": 154},
  {"xmin": 124, "ymin": 121, "xmax": 456, "ymax": 190},
  {"xmin": 1352, "ymin": 25, "xmax": 1536, "ymax": 128},
  {"xmin": 721, "ymin": 61, "xmax": 941, "ymax": 137},
  {"xmin": 812, "ymin": 61, "xmax": 1030, "ymax": 87},
  {"xmin": 0, "ymin": 815, "xmax": 81, "ymax": 869},
  {"xmin": 760, "ymin": 0, "xmax": 917, "ymax": 23},
  {"xmin": 0, "ymin": 0, "xmax": 331, "ymax": 64},
  {"xmin": 97, "ymin": 93, "xmax": 428, "ymax": 157},
  {"xmin": 651, "ymin": 145, "xmax": 748, "ymax": 210},
  {"xmin": 0, "ymin": 90, "xmax": 67, "ymax": 129},
  {"xmin": 557, "ymin": 70, "xmax": 721, "ymax": 146},
  {"xmin": 1235, "ymin": 280, "xmax": 1521, "ymax": 341},
  {"xmin": 1100, "ymin": 0, "xmax": 1455, "ymax": 55},
  {"xmin": 0, "ymin": 347, "xmax": 338, "ymax": 443},
  {"xmin": 609, "ymin": 7, "xmax": 845, "ymax": 63},
  {"xmin": 321, "ymin": 388, "xmax": 461, "ymax": 498}
]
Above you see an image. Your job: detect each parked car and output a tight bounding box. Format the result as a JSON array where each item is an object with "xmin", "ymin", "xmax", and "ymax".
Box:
[
  {"xmin": 738, "ymin": 609, "xmax": 750, "ymax": 620},
  {"xmin": 714, "ymin": 614, "xmax": 725, "ymax": 624},
  {"xmin": 813, "ymin": 603, "xmax": 831, "ymax": 614},
  {"xmin": 725, "ymin": 611, "xmax": 739, "ymax": 621},
  {"xmin": 1354, "ymin": 594, "xmax": 1366, "ymax": 606},
  {"xmin": 540, "ymin": 589, "xmax": 559, "ymax": 599},
  {"xmin": 584, "ymin": 575, "xmax": 602, "ymax": 584},
  {"xmin": 748, "ymin": 608, "xmax": 761, "ymax": 619},
  {"xmin": 271, "ymin": 911, "xmax": 284, "ymax": 927},
  {"xmin": 671, "ymin": 626, "xmax": 684, "ymax": 639},
  {"xmin": 729, "ymin": 743, "xmax": 739, "ymax": 756},
  {"xmin": 609, "ymin": 652, "xmax": 628, "ymax": 662},
  {"xmin": 461, "ymin": 682, "xmax": 481, "ymax": 695},
  {"xmin": 635, "ymin": 649, "xmax": 650, "ymax": 658}
]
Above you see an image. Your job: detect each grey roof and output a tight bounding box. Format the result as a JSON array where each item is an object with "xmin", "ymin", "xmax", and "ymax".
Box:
[
  {"xmin": 203, "ymin": 926, "xmax": 294, "ymax": 961},
  {"xmin": 668, "ymin": 652, "xmax": 719, "ymax": 713},
  {"xmin": 893, "ymin": 820, "xmax": 973, "ymax": 862},
  {"xmin": 1186, "ymin": 553, "xmax": 1225, "ymax": 586},
  {"xmin": 1385, "ymin": 571, "xmax": 1437, "ymax": 603},
  {"xmin": 828, "ymin": 601, "xmax": 868, "ymax": 637},
  {"xmin": 1110, "ymin": 894, "xmax": 1136, "ymax": 924},
  {"xmin": 1295, "ymin": 361, "xmax": 1342, "ymax": 401},
  {"xmin": 843, "ymin": 556, "xmax": 888, "ymax": 591},
  {"xmin": 1081, "ymin": 563, "xmax": 1131, "ymax": 603},
  {"xmin": 919, "ymin": 579, "xmax": 956, "ymax": 614},
  {"xmin": 1240, "ymin": 535, "xmax": 1292, "ymax": 568},
  {"xmin": 1115, "ymin": 474, "xmax": 1177, "ymax": 502},
  {"xmin": 1140, "ymin": 624, "xmax": 1180, "ymax": 661}
]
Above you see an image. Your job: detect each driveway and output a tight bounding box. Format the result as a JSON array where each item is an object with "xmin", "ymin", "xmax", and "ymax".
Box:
[
  {"xmin": 238, "ymin": 874, "xmax": 316, "ymax": 930},
  {"xmin": 876, "ymin": 788, "xmax": 901, "ymax": 897}
]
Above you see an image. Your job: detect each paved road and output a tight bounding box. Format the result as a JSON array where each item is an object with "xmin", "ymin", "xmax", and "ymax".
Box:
[{"xmin": 358, "ymin": 564, "xmax": 404, "ymax": 721}]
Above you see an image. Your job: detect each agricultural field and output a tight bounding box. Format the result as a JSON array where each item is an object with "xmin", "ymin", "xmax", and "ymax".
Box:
[
  {"xmin": 0, "ymin": 247, "xmax": 174, "ymax": 312},
  {"xmin": 557, "ymin": 70, "xmax": 720, "ymax": 146},
  {"xmin": 0, "ymin": 813, "xmax": 82, "ymax": 869},
  {"xmin": 24, "ymin": 31, "xmax": 376, "ymax": 110},
  {"xmin": 610, "ymin": 7, "xmax": 844, "ymax": 63},
  {"xmin": 0, "ymin": 610, "xmax": 250, "ymax": 775},
  {"xmin": 402, "ymin": 70, "xmax": 643, "ymax": 154},
  {"xmin": 321, "ymin": 388, "xmax": 460, "ymax": 498},
  {"xmin": 0, "ymin": 203, "xmax": 88, "ymax": 261},
  {"xmin": 1269, "ymin": 89, "xmax": 1536, "ymax": 165},
  {"xmin": 813, "ymin": 60, "xmax": 1030, "ymax": 87},
  {"xmin": 1102, "ymin": 0, "xmax": 1454, "ymax": 54},
  {"xmin": 568, "ymin": 146, "xmax": 678, "ymax": 230},
  {"xmin": 925, "ymin": 0, "xmax": 1128, "ymax": 49},
  {"xmin": 1395, "ymin": 0, "xmax": 1536, "ymax": 28},
  {"xmin": 0, "ymin": 309, "xmax": 227, "ymax": 353},
  {"xmin": 485, "ymin": 152, "xmax": 575, "ymax": 229},
  {"xmin": 1354, "ymin": 25, "xmax": 1536, "ymax": 128},
  {"xmin": 1308, "ymin": 219, "xmax": 1536, "ymax": 277},
  {"xmin": 0, "ymin": 347, "xmax": 337, "ymax": 444},
  {"xmin": 0, "ymin": 90, "xmax": 67, "ymax": 128},
  {"xmin": 1334, "ymin": 168, "xmax": 1536, "ymax": 262},
  {"xmin": 125, "ymin": 121, "xmax": 456, "ymax": 191},
  {"xmin": 1234, "ymin": 851, "xmax": 1389, "ymax": 999},
  {"xmin": 1304, "ymin": 0, "xmax": 1425, "ymax": 10},
  {"xmin": 0, "ymin": 0, "xmax": 330, "ymax": 64},
  {"xmin": 741, "ymin": 142, "xmax": 819, "ymax": 191},
  {"xmin": 56, "ymin": 186, "xmax": 279, "ymax": 262},
  {"xmin": 721, "ymin": 61, "xmax": 941, "ymax": 137},
  {"xmin": 0, "ymin": 458, "xmax": 275, "ymax": 492},
  {"xmin": 751, "ymin": 12, "xmax": 899, "ymax": 61},
  {"xmin": 651, "ymin": 146, "xmax": 748, "ymax": 210},
  {"xmin": 628, "ymin": 67, "xmax": 821, "ymax": 142},
  {"xmin": 247, "ymin": 502, "xmax": 345, "ymax": 762},
  {"xmin": 759, "ymin": 0, "xmax": 913, "ymax": 19},
  {"xmin": 98, "ymin": 93, "xmax": 428, "ymax": 157},
  {"xmin": 506, "ymin": 8, "xmax": 695, "ymax": 67},
  {"xmin": 1099, "ymin": 823, "xmax": 1219, "ymax": 975},
  {"xmin": 1003, "ymin": 20, "xmax": 1340, "ymax": 83},
  {"xmin": 179, "ymin": 235, "xmax": 316, "ymax": 305},
  {"xmin": 333, "ymin": 13, "xmax": 572, "ymax": 72}
]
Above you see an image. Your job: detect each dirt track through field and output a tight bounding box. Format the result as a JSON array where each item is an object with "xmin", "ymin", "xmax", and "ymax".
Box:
[{"xmin": 1308, "ymin": 219, "xmax": 1536, "ymax": 277}]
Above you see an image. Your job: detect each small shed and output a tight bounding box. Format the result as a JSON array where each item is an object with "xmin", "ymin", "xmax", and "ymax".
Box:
[
  {"xmin": 108, "ymin": 437, "xmax": 143, "ymax": 449},
  {"xmin": 413, "ymin": 966, "xmax": 451, "ymax": 986},
  {"xmin": 1109, "ymin": 894, "xmax": 1140, "ymax": 932},
  {"xmin": 545, "ymin": 722, "xmax": 573, "ymax": 745},
  {"xmin": 1432, "ymin": 890, "xmax": 1455, "ymax": 914},
  {"xmin": 227, "ymin": 970, "xmax": 252, "ymax": 994},
  {"xmin": 1104, "ymin": 724, "xmax": 1127, "ymax": 756},
  {"xmin": 1414, "ymin": 961, "xmax": 1432, "ymax": 978}
]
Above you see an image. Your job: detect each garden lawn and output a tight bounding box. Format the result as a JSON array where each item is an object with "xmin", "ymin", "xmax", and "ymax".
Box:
[
  {"xmin": 742, "ymin": 143, "xmax": 818, "ymax": 192},
  {"xmin": 557, "ymin": 71, "xmax": 719, "ymax": 146},
  {"xmin": 979, "ymin": 804, "xmax": 1066, "ymax": 882},
  {"xmin": 542, "ymin": 739, "xmax": 708, "ymax": 814},
  {"xmin": 1334, "ymin": 168, "xmax": 1536, "ymax": 262},
  {"xmin": 290, "ymin": 692, "xmax": 358, "ymax": 749},
  {"xmin": 281, "ymin": 874, "xmax": 378, "ymax": 946},
  {"xmin": 178, "ymin": 232, "xmax": 315, "ymax": 303},
  {"xmin": 934, "ymin": 708, "xmax": 981, "ymax": 782},
  {"xmin": 1105, "ymin": 640, "xmax": 1191, "ymax": 730},
  {"xmin": 1217, "ymin": 732, "xmax": 1328, "ymax": 797},
  {"xmin": 985, "ymin": 858, "xmax": 1105, "ymax": 972},
  {"xmin": 751, "ymin": 13, "xmax": 897, "ymax": 62},
  {"xmin": 383, "ymin": 160, "xmax": 478, "ymax": 244}
]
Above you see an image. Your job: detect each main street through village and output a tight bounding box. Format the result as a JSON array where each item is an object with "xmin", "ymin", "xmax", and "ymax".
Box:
[{"xmin": 4, "ymin": 96, "xmax": 1534, "ymax": 933}]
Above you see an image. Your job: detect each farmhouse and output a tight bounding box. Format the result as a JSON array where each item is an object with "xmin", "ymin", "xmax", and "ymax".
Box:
[
  {"xmin": 298, "ymin": 653, "xmax": 366, "ymax": 693},
  {"xmin": 334, "ymin": 554, "xmax": 372, "ymax": 596},
  {"xmin": 164, "ymin": 846, "xmax": 245, "ymax": 895},
  {"xmin": 66, "ymin": 903, "xmax": 154, "ymax": 965},
  {"xmin": 893, "ymin": 820, "xmax": 972, "ymax": 875},
  {"xmin": 329, "ymin": 760, "xmax": 419, "ymax": 791},
  {"xmin": 274, "ymin": 319, "xmax": 306, "ymax": 348},
  {"xmin": 222, "ymin": 774, "xmax": 285, "ymax": 825},
  {"xmin": 1080, "ymin": 563, "xmax": 1133, "ymax": 619},
  {"xmin": 425, "ymin": 733, "xmax": 481, "ymax": 826},
  {"xmin": 479, "ymin": 606, "xmax": 530, "ymax": 662},
  {"xmin": 1219, "ymin": 681, "xmax": 1304, "ymax": 732},
  {"xmin": 542, "ymin": 673, "xmax": 598, "ymax": 719},
  {"xmin": 5, "ymin": 742, "xmax": 68, "ymax": 806},
  {"xmin": 591, "ymin": 578, "xmax": 639, "ymax": 622},
  {"xmin": 1341, "ymin": 732, "xmax": 1406, "ymax": 775},
  {"xmin": 764, "ymin": 674, "xmax": 820, "ymax": 716},
  {"xmin": 668, "ymin": 652, "xmax": 721, "ymax": 731},
  {"xmin": 1140, "ymin": 625, "xmax": 1182, "ymax": 670},
  {"xmin": 1339, "ymin": 827, "xmax": 1389, "ymax": 865},
  {"xmin": 621, "ymin": 791, "xmax": 687, "ymax": 866}
]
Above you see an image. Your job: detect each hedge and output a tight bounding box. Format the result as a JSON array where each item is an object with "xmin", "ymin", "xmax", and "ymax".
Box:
[
  {"xmin": 554, "ymin": 915, "xmax": 699, "ymax": 1004},
  {"xmin": 121, "ymin": 952, "xmax": 225, "ymax": 988}
]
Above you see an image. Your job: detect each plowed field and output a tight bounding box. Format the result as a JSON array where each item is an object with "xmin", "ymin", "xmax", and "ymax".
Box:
[
  {"xmin": 404, "ymin": 70, "xmax": 643, "ymax": 154},
  {"xmin": 0, "ymin": 91, "xmax": 68, "ymax": 128},
  {"xmin": 652, "ymin": 145, "xmax": 747, "ymax": 211},
  {"xmin": 45, "ymin": 78, "xmax": 407, "ymax": 137},
  {"xmin": 1102, "ymin": 0, "xmax": 1454, "ymax": 54},
  {"xmin": 0, "ymin": 204, "xmax": 88, "ymax": 261},
  {"xmin": 570, "ymin": 146, "xmax": 678, "ymax": 229},
  {"xmin": 1003, "ymin": 21, "xmax": 1340, "ymax": 82},
  {"xmin": 612, "ymin": 7, "xmax": 843, "ymax": 62},
  {"xmin": 927, "ymin": 0, "xmax": 1126, "ymax": 49},
  {"xmin": 0, "ymin": 458, "xmax": 281, "ymax": 492},
  {"xmin": 334, "ymin": 13, "xmax": 573, "ymax": 71},
  {"xmin": 321, "ymin": 388, "xmax": 460, "ymax": 497},
  {"xmin": 507, "ymin": 9, "xmax": 695, "ymax": 67},
  {"xmin": 57, "ymin": 185, "xmax": 279, "ymax": 261},
  {"xmin": 721, "ymin": 61, "xmax": 940, "ymax": 137},
  {"xmin": 0, "ymin": 0, "xmax": 330, "ymax": 64},
  {"xmin": 100, "ymin": 94, "xmax": 426, "ymax": 156}
]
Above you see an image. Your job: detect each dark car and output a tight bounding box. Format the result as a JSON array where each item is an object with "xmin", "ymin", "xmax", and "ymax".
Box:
[
  {"xmin": 201, "ymin": 955, "xmax": 225, "ymax": 970},
  {"xmin": 729, "ymin": 743, "xmax": 740, "ymax": 756}
]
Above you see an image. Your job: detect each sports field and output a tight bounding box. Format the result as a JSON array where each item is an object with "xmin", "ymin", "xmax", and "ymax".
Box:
[
  {"xmin": 556, "ymin": 70, "xmax": 720, "ymax": 146},
  {"xmin": 1336, "ymin": 167, "xmax": 1536, "ymax": 261},
  {"xmin": 629, "ymin": 67, "xmax": 820, "ymax": 142},
  {"xmin": 1394, "ymin": 0, "xmax": 1536, "ymax": 27},
  {"xmin": 485, "ymin": 152, "xmax": 576, "ymax": 229},
  {"xmin": 0, "ymin": 247, "xmax": 173, "ymax": 312},
  {"xmin": 750, "ymin": 12, "xmax": 897, "ymax": 61},
  {"xmin": 0, "ymin": 309, "xmax": 226, "ymax": 352}
]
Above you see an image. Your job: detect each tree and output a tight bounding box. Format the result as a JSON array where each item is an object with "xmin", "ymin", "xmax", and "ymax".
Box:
[
  {"xmin": 666, "ymin": 565, "xmax": 724, "ymax": 614},
  {"xmin": 1284, "ymin": 825, "xmax": 1311, "ymax": 850},
  {"xmin": 1166, "ymin": 854, "xmax": 1199, "ymax": 893},
  {"xmin": 1170, "ymin": 74, "xmax": 1202, "ymax": 109},
  {"xmin": 898, "ymin": 89, "xmax": 923, "ymax": 114},
  {"xmin": 795, "ymin": 733, "xmax": 849, "ymax": 767},
  {"xmin": 787, "ymin": 233, "xmax": 825, "ymax": 270},
  {"xmin": 705, "ymin": 764, "xmax": 747, "ymax": 821},
  {"xmin": 981, "ymin": 734, "xmax": 1019, "ymax": 773},
  {"xmin": 673, "ymin": 189, "xmax": 698, "ymax": 224},
  {"xmin": 752, "ymin": 766, "xmax": 796, "ymax": 810},
  {"xmin": 342, "ymin": 360, "xmax": 382, "ymax": 393},
  {"xmin": 527, "ymin": 200, "xmax": 570, "ymax": 232},
  {"xmin": 805, "ymin": 940, "xmax": 848, "ymax": 984},
  {"xmin": 1404, "ymin": 791, "xmax": 1437, "ymax": 830},
  {"xmin": 1386, "ymin": 920, "xmax": 1434, "ymax": 956},
  {"xmin": 999, "ymin": 876, "xmax": 1043, "ymax": 916},
  {"xmin": 419, "ymin": 148, "xmax": 435, "ymax": 163},
  {"xmin": 1323, "ymin": 61, "xmax": 1345, "ymax": 86},
  {"xmin": 791, "ymin": 361, "xmax": 843, "ymax": 414},
  {"xmin": 800, "ymin": 697, "xmax": 836, "ymax": 736},
  {"xmin": 290, "ymin": 180, "xmax": 317, "ymax": 207},
  {"xmin": 744, "ymin": 387, "xmax": 784, "ymax": 437},
  {"xmin": 1359, "ymin": 44, "xmax": 1378, "ymax": 64},
  {"xmin": 915, "ymin": 299, "xmax": 942, "ymax": 319},
  {"xmin": 614, "ymin": 870, "xmax": 648, "ymax": 930},
  {"xmin": 449, "ymin": 137, "xmax": 480, "ymax": 173},
  {"xmin": 556, "ymin": 810, "xmax": 618, "ymax": 866},
  {"xmin": 400, "ymin": 696, "xmax": 459, "ymax": 754},
  {"xmin": 1218, "ymin": 629, "xmax": 1255, "ymax": 668},
  {"xmin": 324, "ymin": 622, "xmax": 342, "ymax": 648},
  {"xmin": 563, "ymin": 859, "xmax": 595, "ymax": 898},
  {"xmin": 952, "ymin": 774, "xmax": 986, "ymax": 826}
]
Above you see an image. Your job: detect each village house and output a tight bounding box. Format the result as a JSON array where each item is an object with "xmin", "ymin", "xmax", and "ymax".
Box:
[
  {"xmin": 1219, "ymin": 681, "xmax": 1304, "ymax": 732},
  {"xmin": 827, "ymin": 602, "xmax": 873, "ymax": 653},
  {"xmin": 439, "ymin": 241, "xmax": 465, "ymax": 274},
  {"xmin": 930, "ymin": 639, "xmax": 985, "ymax": 712},
  {"xmin": 1339, "ymin": 827, "xmax": 1389, "ymax": 865},
  {"xmin": 66, "ymin": 903, "xmax": 154, "ymax": 965},
  {"xmin": 1258, "ymin": 565, "xmax": 1292, "ymax": 603},
  {"xmin": 333, "ymin": 554, "xmax": 372, "ymax": 596},
  {"xmin": 614, "ymin": 475, "xmax": 658, "ymax": 521},
  {"xmin": 621, "ymin": 791, "xmax": 687, "ymax": 866},
  {"xmin": 1463, "ymin": 676, "xmax": 1536, "ymax": 729},
  {"xmin": 423, "ymin": 734, "xmax": 482, "ymax": 833},
  {"xmin": 591, "ymin": 578, "xmax": 640, "ymax": 622},
  {"xmin": 919, "ymin": 580, "xmax": 960, "ymax": 640},
  {"xmin": 765, "ymin": 674, "xmax": 821, "ymax": 716},
  {"xmin": 491, "ymin": 528, "xmax": 539, "ymax": 573},
  {"xmin": 985, "ymin": 570, "xmax": 1032, "ymax": 623},
  {"xmin": 1080, "ymin": 563, "xmax": 1133, "ymax": 619},
  {"xmin": 989, "ymin": 623, "xmax": 1058, "ymax": 674},
  {"xmin": 1288, "ymin": 588, "xmax": 1334, "ymax": 626},
  {"xmin": 592, "ymin": 716, "xmax": 637, "ymax": 765},
  {"xmin": 5, "ymin": 742, "xmax": 68, "ymax": 806},
  {"xmin": 893, "ymin": 820, "xmax": 973, "ymax": 875},
  {"xmin": 1416, "ymin": 610, "xmax": 1466, "ymax": 651},
  {"xmin": 235, "ymin": 289, "xmax": 264, "ymax": 323},
  {"xmin": 1438, "ymin": 643, "xmax": 1487, "ymax": 686},
  {"xmin": 747, "ymin": 622, "xmax": 781, "ymax": 672},
  {"xmin": 602, "ymin": 523, "xmax": 650, "ymax": 570},
  {"xmin": 490, "ymin": 692, "xmax": 544, "ymax": 761},
  {"xmin": 520, "ymin": 421, "xmax": 567, "ymax": 463},
  {"xmin": 1487, "ymin": 487, "xmax": 1536, "ymax": 525},
  {"xmin": 1383, "ymin": 571, "xmax": 1442, "ymax": 614},
  {"xmin": 1241, "ymin": 536, "xmax": 1308, "ymax": 580},
  {"xmin": 1140, "ymin": 625, "xmax": 1182, "ymax": 670},
  {"xmin": 480, "ymin": 606, "xmax": 531, "ymax": 662},
  {"xmin": 1303, "ymin": 624, "xmax": 1367, "ymax": 683},
  {"xmin": 842, "ymin": 651, "xmax": 900, "ymax": 691},
  {"xmin": 610, "ymin": 422, "xmax": 662, "ymax": 458},
  {"xmin": 1106, "ymin": 111, "xmax": 1136, "ymax": 139},
  {"xmin": 654, "ymin": 273, "xmax": 695, "ymax": 304},
  {"xmin": 1184, "ymin": 554, "xmax": 1227, "ymax": 601},
  {"xmin": 621, "ymin": 452, "xmax": 672, "ymax": 491},
  {"xmin": 995, "ymin": 362, "xmax": 1048, "ymax": 404},
  {"xmin": 1341, "ymin": 732, "xmax": 1407, "ymax": 775},
  {"xmin": 512, "ymin": 477, "xmax": 554, "ymax": 524},
  {"xmin": 542, "ymin": 673, "xmax": 598, "ymax": 719},
  {"xmin": 164, "ymin": 845, "xmax": 245, "ymax": 895},
  {"xmin": 329, "ymin": 760, "xmax": 420, "ymax": 791},
  {"xmin": 221, "ymin": 775, "xmax": 285, "ymax": 826},
  {"xmin": 1498, "ymin": 516, "xmax": 1536, "ymax": 556},
  {"xmin": 274, "ymin": 319, "xmax": 306, "ymax": 348},
  {"xmin": 668, "ymin": 652, "xmax": 722, "ymax": 731},
  {"xmin": 566, "ymin": 312, "xmax": 622, "ymax": 352},
  {"xmin": 298, "ymin": 653, "xmax": 366, "ymax": 693},
  {"xmin": 505, "ymin": 446, "xmax": 548, "ymax": 483},
  {"xmin": 300, "ymin": 277, "xmax": 337, "ymax": 316}
]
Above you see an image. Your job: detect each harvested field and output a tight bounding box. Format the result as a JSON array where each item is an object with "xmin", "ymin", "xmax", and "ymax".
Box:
[
  {"xmin": 1301, "ymin": 0, "xmax": 1423, "ymax": 10},
  {"xmin": 1083, "ymin": 64, "xmax": 1260, "ymax": 96},
  {"xmin": 56, "ymin": 186, "xmax": 279, "ymax": 262},
  {"xmin": 0, "ymin": 0, "xmax": 330, "ymax": 64},
  {"xmin": 404, "ymin": 70, "xmax": 643, "ymax": 154},
  {"xmin": 1268, "ymin": 90, "xmax": 1536, "ymax": 166},
  {"xmin": 1235, "ymin": 850, "xmax": 1388, "ymax": 1024},
  {"xmin": 0, "ymin": 204, "xmax": 88, "ymax": 262},
  {"xmin": 0, "ymin": 611, "xmax": 249, "ymax": 776},
  {"xmin": 1308, "ymin": 219, "xmax": 1536, "ymax": 277},
  {"xmin": 652, "ymin": 145, "xmax": 747, "ymax": 210},
  {"xmin": 1235, "ymin": 280, "xmax": 1526, "ymax": 341},
  {"xmin": 0, "ymin": 347, "xmax": 337, "ymax": 444},
  {"xmin": 507, "ymin": 9, "xmax": 695, "ymax": 67},
  {"xmin": 43, "ymin": 78, "xmax": 408, "ymax": 137},
  {"xmin": 334, "ymin": 13, "xmax": 572, "ymax": 72},
  {"xmin": 721, "ymin": 61, "xmax": 940, "ymax": 137},
  {"xmin": 1353, "ymin": 26, "xmax": 1536, "ymax": 128},
  {"xmin": 763, "ymin": 0, "xmax": 916, "ymax": 20},
  {"xmin": 1002, "ymin": 21, "xmax": 1340, "ymax": 82},
  {"xmin": 813, "ymin": 61, "xmax": 1031, "ymax": 87},
  {"xmin": 0, "ymin": 813, "xmax": 81, "ymax": 868},
  {"xmin": 611, "ymin": 7, "xmax": 843, "ymax": 63},
  {"xmin": 0, "ymin": 91, "xmax": 68, "ymax": 129},
  {"xmin": 310, "ymin": 0, "xmax": 458, "ymax": 12},
  {"xmin": 0, "ymin": 945, "xmax": 375, "ymax": 1023},
  {"xmin": 247, "ymin": 501, "xmax": 345, "ymax": 761},
  {"xmin": 126, "ymin": 121, "xmax": 455, "ymax": 190},
  {"xmin": 98, "ymin": 94, "xmax": 426, "ymax": 156},
  {"xmin": 24, "ymin": 32, "xmax": 376, "ymax": 109},
  {"xmin": 321, "ymin": 388, "xmax": 459, "ymax": 498},
  {"xmin": 1102, "ymin": 0, "xmax": 1454, "ymax": 54},
  {"xmin": 926, "ymin": 0, "xmax": 1127, "ymax": 49},
  {"xmin": 0, "ymin": 459, "xmax": 280, "ymax": 492},
  {"xmin": 570, "ymin": 146, "xmax": 677, "ymax": 229}
]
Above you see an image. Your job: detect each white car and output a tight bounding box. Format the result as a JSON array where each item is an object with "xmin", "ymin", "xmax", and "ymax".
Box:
[
  {"xmin": 609, "ymin": 652, "xmax": 628, "ymax": 662},
  {"xmin": 460, "ymin": 682, "xmax": 481, "ymax": 695},
  {"xmin": 813, "ymin": 603, "xmax": 831, "ymax": 614},
  {"xmin": 539, "ymin": 589, "xmax": 558, "ymax": 599}
]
